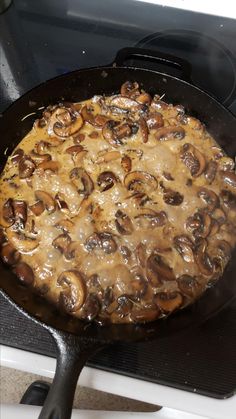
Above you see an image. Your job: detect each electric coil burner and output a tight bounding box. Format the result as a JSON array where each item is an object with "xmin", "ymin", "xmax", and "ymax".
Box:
[{"xmin": 1, "ymin": 1, "xmax": 236, "ymax": 418}]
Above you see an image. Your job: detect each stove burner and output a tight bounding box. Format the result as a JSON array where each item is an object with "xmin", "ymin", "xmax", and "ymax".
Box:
[{"xmin": 135, "ymin": 30, "xmax": 236, "ymax": 107}]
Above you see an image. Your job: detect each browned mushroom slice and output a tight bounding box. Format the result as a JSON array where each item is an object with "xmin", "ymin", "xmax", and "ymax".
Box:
[
  {"xmin": 173, "ymin": 235, "xmax": 195, "ymax": 263},
  {"xmin": 194, "ymin": 238, "xmax": 214, "ymax": 276},
  {"xmin": 220, "ymin": 189, "xmax": 236, "ymax": 210},
  {"xmin": 53, "ymin": 110, "xmax": 83, "ymax": 137},
  {"xmin": 124, "ymin": 171, "xmax": 158, "ymax": 193},
  {"xmin": 220, "ymin": 170, "xmax": 236, "ymax": 189},
  {"xmin": 30, "ymin": 151, "xmax": 52, "ymax": 165},
  {"xmin": 96, "ymin": 150, "xmax": 121, "ymax": 163},
  {"xmin": 156, "ymin": 126, "xmax": 185, "ymax": 141},
  {"xmin": 2, "ymin": 198, "xmax": 15, "ymax": 225},
  {"xmin": 35, "ymin": 190, "xmax": 56, "ymax": 213},
  {"xmin": 135, "ymin": 243, "xmax": 147, "ymax": 267},
  {"xmin": 97, "ymin": 171, "xmax": 118, "ymax": 192},
  {"xmin": 130, "ymin": 272, "xmax": 148, "ymax": 298},
  {"xmin": 73, "ymin": 133, "xmax": 86, "ymax": 144},
  {"xmin": 0, "ymin": 243, "xmax": 21, "ymax": 265},
  {"xmin": 136, "ymin": 92, "xmax": 152, "ymax": 105},
  {"xmin": 211, "ymin": 240, "xmax": 232, "ymax": 273},
  {"xmin": 114, "ymin": 122, "xmax": 133, "ymax": 140},
  {"xmin": 70, "ymin": 167, "xmax": 94, "ymax": 196},
  {"xmin": 52, "ymin": 233, "xmax": 71, "ymax": 254},
  {"xmin": 82, "ymin": 293, "xmax": 101, "ymax": 321},
  {"xmin": 14, "ymin": 262, "xmax": 34, "ymax": 285},
  {"xmin": 29, "ymin": 200, "xmax": 44, "ymax": 217},
  {"xmin": 154, "ymin": 291, "xmax": 183, "ymax": 313},
  {"xmin": 120, "ymin": 81, "xmax": 140, "ymax": 97},
  {"xmin": 85, "ymin": 232, "xmax": 117, "ymax": 254},
  {"xmin": 57, "ymin": 270, "xmax": 86, "ymax": 312},
  {"xmin": 197, "ymin": 188, "xmax": 219, "ymax": 213},
  {"xmin": 130, "ymin": 304, "xmax": 160, "ymax": 323},
  {"xmin": 146, "ymin": 254, "xmax": 175, "ymax": 286},
  {"xmin": 109, "ymin": 95, "xmax": 144, "ymax": 113},
  {"xmin": 37, "ymin": 161, "xmax": 60, "ymax": 172},
  {"xmin": 146, "ymin": 112, "xmax": 164, "ymax": 129},
  {"xmin": 135, "ymin": 210, "xmax": 167, "ymax": 228},
  {"xmin": 162, "ymin": 187, "xmax": 183, "ymax": 206},
  {"xmin": 65, "ymin": 145, "xmax": 84, "ymax": 155},
  {"xmin": 115, "ymin": 295, "xmax": 133, "ymax": 317},
  {"xmin": 177, "ymin": 275, "xmax": 202, "ymax": 298},
  {"xmin": 55, "ymin": 219, "xmax": 75, "ymax": 234},
  {"xmin": 139, "ymin": 117, "xmax": 149, "ymax": 143},
  {"xmin": 115, "ymin": 210, "xmax": 133, "ymax": 235},
  {"xmin": 120, "ymin": 245, "xmax": 132, "ymax": 261},
  {"xmin": 18, "ymin": 156, "xmax": 36, "ymax": 179},
  {"xmin": 7, "ymin": 229, "xmax": 39, "ymax": 253},
  {"xmin": 180, "ymin": 143, "xmax": 206, "ymax": 177},
  {"xmin": 102, "ymin": 120, "xmax": 121, "ymax": 146},
  {"xmin": 186, "ymin": 211, "xmax": 212, "ymax": 238},
  {"xmin": 121, "ymin": 155, "xmax": 132, "ymax": 173},
  {"xmin": 11, "ymin": 148, "xmax": 24, "ymax": 164},
  {"xmin": 0, "ymin": 228, "xmax": 6, "ymax": 246},
  {"xmin": 204, "ymin": 160, "xmax": 217, "ymax": 184},
  {"xmin": 163, "ymin": 171, "xmax": 174, "ymax": 181}
]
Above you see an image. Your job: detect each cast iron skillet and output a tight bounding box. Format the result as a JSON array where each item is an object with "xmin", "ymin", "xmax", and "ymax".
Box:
[{"xmin": 1, "ymin": 48, "xmax": 236, "ymax": 419}]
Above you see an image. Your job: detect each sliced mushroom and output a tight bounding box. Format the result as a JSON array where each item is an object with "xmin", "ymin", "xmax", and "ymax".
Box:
[
  {"xmin": 11, "ymin": 148, "xmax": 24, "ymax": 164},
  {"xmin": 73, "ymin": 133, "xmax": 86, "ymax": 144},
  {"xmin": 146, "ymin": 112, "xmax": 164, "ymax": 130},
  {"xmin": 7, "ymin": 229, "xmax": 39, "ymax": 253},
  {"xmin": 65, "ymin": 145, "xmax": 84, "ymax": 155},
  {"xmin": 12, "ymin": 200, "xmax": 28, "ymax": 228},
  {"xmin": 30, "ymin": 151, "xmax": 52, "ymax": 165},
  {"xmin": 124, "ymin": 171, "xmax": 158, "ymax": 193},
  {"xmin": 180, "ymin": 143, "xmax": 206, "ymax": 177},
  {"xmin": 53, "ymin": 110, "xmax": 83, "ymax": 137},
  {"xmin": 97, "ymin": 171, "xmax": 118, "ymax": 192},
  {"xmin": 82, "ymin": 293, "xmax": 101, "ymax": 321},
  {"xmin": 220, "ymin": 189, "xmax": 236, "ymax": 210},
  {"xmin": 146, "ymin": 254, "xmax": 175, "ymax": 286},
  {"xmin": 220, "ymin": 170, "xmax": 236, "ymax": 189},
  {"xmin": 29, "ymin": 201, "xmax": 44, "ymax": 216},
  {"xmin": 194, "ymin": 238, "xmax": 214, "ymax": 276},
  {"xmin": 55, "ymin": 219, "xmax": 74, "ymax": 234},
  {"xmin": 130, "ymin": 305, "xmax": 160, "ymax": 323},
  {"xmin": 0, "ymin": 243, "xmax": 21, "ymax": 265},
  {"xmin": 70, "ymin": 167, "xmax": 94, "ymax": 196},
  {"xmin": 115, "ymin": 210, "xmax": 133, "ymax": 235},
  {"xmin": 14, "ymin": 262, "xmax": 34, "ymax": 285},
  {"xmin": 186, "ymin": 211, "xmax": 212, "ymax": 238},
  {"xmin": 121, "ymin": 155, "xmax": 132, "ymax": 173},
  {"xmin": 205, "ymin": 160, "xmax": 217, "ymax": 184},
  {"xmin": 156, "ymin": 126, "xmax": 185, "ymax": 141},
  {"xmin": 57, "ymin": 270, "xmax": 86, "ymax": 312},
  {"xmin": 135, "ymin": 243, "xmax": 147, "ymax": 267},
  {"xmin": 52, "ymin": 233, "xmax": 71, "ymax": 254},
  {"xmin": 116, "ymin": 294, "xmax": 133, "ymax": 317},
  {"xmin": 136, "ymin": 92, "xmax": 152, "ymax": 106},
  {"xmin": 139, "ymin": 117, "xmax": 149, "ymax": 143},
  {"xmin": 96, "ymin": 150, "xmax": 121, "ymax": 163},
  {"xmin": 0, "ymin": 228, "xmax": 6, "ymax": 245},
  {"xmin": 177, "ymin": 275, "xmax": 202, "ymax": 298},
  {"xmin": 173, "ymin": 235, "xmax": 195, "ymax": 263},
  {"xmin": 160, "ymin": 184, "xmax": 183, "ymax": 206},
  {"xmin": 120, "ymin": 81, "xmax": 140, "ymax": 98},
  {"xmin": 210, "ymin": 240, "xmax": 232, "ymax": 273},
  {"xmin": 154, "ymin": 291, "xmax": 183, "ymax": 313},
  {"xmin": 197, "ymin": 188, "xmax": 219, "ymax": 213},
  {"xmin": 35, "ymin": 190, "xmax": 56, "ymax": 213},
  {"xmin": 131, "ymin": 272, "xmax": 148, "ymax": 298},
  {"xmin": 2, "ymin": 198, "xmax": 15, "ymax": 225},
  {"xmin": 120, "ymin": 245, "xmax": 132, "ymax": 261},
  {"xmin": 81, "ymin": 106, "xmax": 108, "ymax": 127},
  {"xmin": 85, "ymin": 232, "xmax": 117, "ymax": 254},
  {"xmin": 37, "ymin": 161, "xmax": 60, "ymax": 172},
  {"xmin": 109, "ymin": 95, "xmax": 144, "ymax": 113},
  {"xmin": 163, "ymin": 171, "xmax": 174, "ymax": 181},
  {"xmin": 18, "ymin": 156, "xmax": 36, "ymax": 179}
]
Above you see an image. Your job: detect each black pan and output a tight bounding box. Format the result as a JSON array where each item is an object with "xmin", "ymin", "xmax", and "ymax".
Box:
[{"xmin": 1, "ymin": 48, "xmax": 236, "ymax": 419}]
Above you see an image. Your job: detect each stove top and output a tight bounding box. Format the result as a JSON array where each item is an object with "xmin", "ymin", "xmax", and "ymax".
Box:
[{"xmin": 0, "ymin": 0, "xmax": 236, "ymax": 401}]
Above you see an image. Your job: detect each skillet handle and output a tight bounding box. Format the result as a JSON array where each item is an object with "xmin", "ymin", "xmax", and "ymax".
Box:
[
  {"xmin": 38, "ymin": 330, "xmax": 104, "ymax": 419},
  {"xmin": 114, "ymin": 47, "xmax": 192, "ymax": 82}
]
